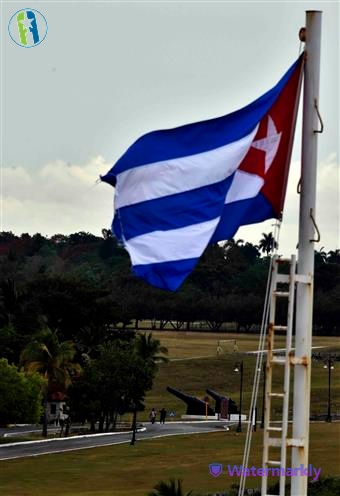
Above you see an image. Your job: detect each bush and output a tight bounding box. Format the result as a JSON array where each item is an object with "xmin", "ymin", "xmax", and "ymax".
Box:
[{"xmin": 0, "ymin": 358, "xmax": 44, "ymax": 426}]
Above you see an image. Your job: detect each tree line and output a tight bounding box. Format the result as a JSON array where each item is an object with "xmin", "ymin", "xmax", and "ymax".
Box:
[{"xmin": 1, "ymin": 230, "xmax": 339, "ymax": 348}]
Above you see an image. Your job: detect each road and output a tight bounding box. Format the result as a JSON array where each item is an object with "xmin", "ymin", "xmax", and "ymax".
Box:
[{"xmin": 0, "ymin": 421, "xmax": 231, "ymax": 460}]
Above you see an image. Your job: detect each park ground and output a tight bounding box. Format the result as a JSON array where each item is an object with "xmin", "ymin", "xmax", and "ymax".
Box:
[
  {"xmin": 142, "ymin": 331, "xmax": 340, "ymax": 421},
  {"xmin": 1, "ymin": 331, "xmax": 339, "ymax": 495}
]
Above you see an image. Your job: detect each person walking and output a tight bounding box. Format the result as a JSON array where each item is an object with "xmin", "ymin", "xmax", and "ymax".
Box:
[
  {"xmin": 159, "ymin": 407, "xmax": 167, "ymax": 424},
  {"xmin": 149, "ymin": 407, "xmax": 157, "ymax": 424}
]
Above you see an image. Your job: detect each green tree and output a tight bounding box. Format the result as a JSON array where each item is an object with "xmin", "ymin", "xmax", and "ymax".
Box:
[
  {"xmin": 0, "ymin": 324, "xmax": 26, "ymax": 364},
  {"xmin": 313, "ymin": 284, "xmax": 340, "ymax": 335},
  {"xmin": 266, "ymin": 477, "xmax": 340, "ymax": 496},
  {"xmin": 96, "ymin": 341, "xmax": 138, "ymax": 432},
  {"xmin": 327, "ymin": 249, "xmax": 340, "ymax": 264},
  {"xmin": 68, "ymin": 335, "xmax": 167, "ymax": 433},
  {"xmin": 148, "ymin": 478, "xmax": 193, "ymax": 496},
  {"xmin": 0, "ymin": 358, "xmax": 43, "ymax": 427},
  {"xmin": 315, "ymin": 246, "xmax": 328, "ymax": 265},
  {"xmin": 21, "ymin": 328, "xmax": 79, "ymax": 436},
  {"xmin": 135, "ymin": 333, "xmax": 168, "ymax": 363},
  {"xmin": 307, "ymin": 476, "xmax": 340, "ymax": 496},
  {"xmin": 67, "ymin": 357, "xmax": 102, "ymax": 432},
  {"xmin": 258, "ymin": 232, "xmax": 277, "ymax": 256}
]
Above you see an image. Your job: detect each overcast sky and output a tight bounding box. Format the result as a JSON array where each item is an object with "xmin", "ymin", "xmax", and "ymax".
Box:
[{"xmin": 1, "ymin": 1, "xmax": 339, "ymax": 256}]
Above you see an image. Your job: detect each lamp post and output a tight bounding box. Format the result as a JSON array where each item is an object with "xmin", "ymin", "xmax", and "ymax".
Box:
[
  {"xmin": 130, "ymin": 406, "xmax": 137, "ymax": 445},
  {"xmin": 234, "ymin": 361, "xmax": 244, "ymax": 432},
  {"xmin": 324, "ymin": 355, "xmax": 335, "ymax": 422},
  {"xmin": 204, "ymin": 395, "xmax": 210, "ymax": 420}
]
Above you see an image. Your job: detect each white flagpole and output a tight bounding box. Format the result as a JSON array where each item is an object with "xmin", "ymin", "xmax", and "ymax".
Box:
[{"xmin": 291, "ymin": 10, "xmax": 322, "ymax": 496}]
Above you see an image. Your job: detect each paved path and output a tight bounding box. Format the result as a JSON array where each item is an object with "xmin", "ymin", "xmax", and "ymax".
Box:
[
  {"xmin": 0, "ymin": 425, "xmax": 60, "ymax": 438},
  {"xmin": 0, "ymin": 421, "xmax": 231, "ymax": 460}
]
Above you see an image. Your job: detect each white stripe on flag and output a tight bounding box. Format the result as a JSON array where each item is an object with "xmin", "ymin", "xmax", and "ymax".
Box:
[
  {"xmin": 115, "ymin": 126, "xmax": 258, "ymax": 209},
  {"xmin": 125, "ymin": 218, "xmax": 220, "ymax": 266},
  {"xmin": 225, "ymin": 170, "xmax": 264, "ymax": 204}
]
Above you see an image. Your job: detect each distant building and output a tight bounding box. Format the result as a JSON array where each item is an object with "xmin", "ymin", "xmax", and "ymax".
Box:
[{"xmin": 47, "ymin": 385, "xmax": 68, "ymax": 425}]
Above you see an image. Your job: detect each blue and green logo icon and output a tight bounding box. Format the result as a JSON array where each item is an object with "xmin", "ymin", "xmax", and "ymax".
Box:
[{"xmin": 8, "ymin": 8, "xmax": 48, "ymax": 47}]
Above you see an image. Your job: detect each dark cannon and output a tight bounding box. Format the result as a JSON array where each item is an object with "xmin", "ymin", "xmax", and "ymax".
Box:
[
  {"xmin": 206, "ymin": 388, "xmax": 238, "ymax": 416},
  {"xmin": 166, "ymin": 386, "xmax": 215, "ymax": 416}
]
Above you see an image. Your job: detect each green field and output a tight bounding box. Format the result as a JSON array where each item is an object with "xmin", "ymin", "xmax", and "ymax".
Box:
[
  {"xmin": 142, "ymin": 332, "xmax": 340, "ymax": 421},
  {"xmin": 1, "ymin": 424, "xmax": 339, "ymax": 496}
]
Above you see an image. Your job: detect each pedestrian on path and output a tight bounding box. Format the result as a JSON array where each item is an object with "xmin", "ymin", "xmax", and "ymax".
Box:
[
  {"xmin": 149, "ymin": 408, "xmax": 157, "ymax": 424},
  {"xmin": 159, "ymin": 408, "xmax": 167, "ymax": 424}
]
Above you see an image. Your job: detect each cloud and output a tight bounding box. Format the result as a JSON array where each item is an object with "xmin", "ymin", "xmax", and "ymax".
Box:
[
  {"xmin": 2, "ymin": 154, "xmax": 339, "ymax": 253},
  {"xmin": 2, "ymin": 157, "xmax": 115, "ymax": 236}
]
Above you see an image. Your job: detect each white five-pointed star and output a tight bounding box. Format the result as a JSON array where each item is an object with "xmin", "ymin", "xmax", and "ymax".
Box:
[{"xmin": 251, "ymin": 116, "xmax": 282, "ymax": 173}]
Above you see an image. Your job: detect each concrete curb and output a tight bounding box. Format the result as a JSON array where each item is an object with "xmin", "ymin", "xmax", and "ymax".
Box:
[{"xmin": 0, "ymin": 427, "xmax": 147, "ymax": 448}]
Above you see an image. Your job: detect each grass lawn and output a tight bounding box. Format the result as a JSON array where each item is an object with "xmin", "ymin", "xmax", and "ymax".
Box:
[
  {"xmin": 1, "ymin": 423, "xmax": 339, "ymax": 496},
  {"xmin": 146, "ymin": 330, "xmax": 340, "ymax": 359}
]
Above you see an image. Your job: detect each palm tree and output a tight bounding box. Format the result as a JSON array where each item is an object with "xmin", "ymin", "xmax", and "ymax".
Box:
[
  {"xmin": 327, "ymin": 249, "xmax": 340, "ymax": 264},
  {"xmin": 258, "ymin": 232, "xmax": 277, "ymax": 256},
  {"xmin": 222, "ymin": 237, "xmax": 243, "ymax": 250},
  {"xmin": 21, "ymin": 328, "xmax": 80, "ymax": 437},
  {"xmin": 135, "ymin": 333, "xmax": 168, "ymax": 363},
  {"xmin": 130, "ymin": 333, "xmax": 168, "ymax": 444},
  {"xmin": 315, "ymin": 246, "xmax": 327, "ymax": 265},
  {"xmin": 148, "ymin": 478, "xmax": 193, "ymax": 496}
]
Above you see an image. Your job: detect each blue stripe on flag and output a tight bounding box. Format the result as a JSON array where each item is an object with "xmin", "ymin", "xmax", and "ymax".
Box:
[
  {"xmin": 211, "ymin": 192, "xmax": 276, "ymax": 243},
  {"xmin": 102, "ymin": 57, "xmax": 302, "ymax": 180},
  {"xmin": 132, "ymin": 258, "xmax": 199, "ymax": 291},
  {"xmin": 117, "ymin": 176, "xmax": 234, "ymax": 240}
]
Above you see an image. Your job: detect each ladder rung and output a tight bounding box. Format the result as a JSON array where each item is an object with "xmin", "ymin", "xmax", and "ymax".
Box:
[
  {"xmin": 268, "ymin": 437, "xmax": 282, "ymax": 447},
  {"xmin": 267, "ymin": 427, "xmax": 283, "ymax": 432},
  {"xmin": 268, "ymin": 393, "xmax": 285, "ymax": 398},
  {"xmin": 273, "ymin": 325, "xmax": 287, "ymax": 331},
  {"xmin": 267, "ymin": 460, "xmax": 281, "ymax": 466},
  {"xmin": 273, "ymin": 291, "xmax": 290, "ymax": 298},
  {"xmin": 276, "ymin": 274, "xmax": 290, "ymax": 283},
  {"xmin": 271, "ymin": 358, "xmax": 286, "ymax": 365}
]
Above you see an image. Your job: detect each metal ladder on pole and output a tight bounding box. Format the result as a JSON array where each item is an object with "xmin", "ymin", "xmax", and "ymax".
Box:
[{"xmin": 261, "ymin": 255, "xmax": 311, "ymax": 496}]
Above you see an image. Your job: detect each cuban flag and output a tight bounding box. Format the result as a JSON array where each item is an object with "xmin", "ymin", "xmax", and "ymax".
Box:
[{"xmin": 101, "ymin": 55, "xmax": 303, "ymax": 291}]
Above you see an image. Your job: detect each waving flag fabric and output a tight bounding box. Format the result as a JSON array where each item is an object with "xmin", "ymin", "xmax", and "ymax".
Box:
[{"xmin": 101, "ymin": 55, "xmax": 303, "ymax": 291}]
